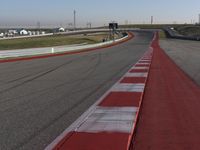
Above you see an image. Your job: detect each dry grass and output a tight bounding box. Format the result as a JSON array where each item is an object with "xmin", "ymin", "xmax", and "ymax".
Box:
[{"xmin": 0, "ymin": 33, "xmax": 111, "ymax": 50}]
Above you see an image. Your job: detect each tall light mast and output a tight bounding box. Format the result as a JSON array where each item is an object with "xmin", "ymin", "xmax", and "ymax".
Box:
[
  {"xmin": 199, "ymin": 14, "xmax": 200, "ymax": 24},
  {"xmin": 74, "ymin": 10, "xmax": 76, "ymax": 30},
  {"xmin": 151, "ymin": 16, "xmax": 153, "ymax": 24}
]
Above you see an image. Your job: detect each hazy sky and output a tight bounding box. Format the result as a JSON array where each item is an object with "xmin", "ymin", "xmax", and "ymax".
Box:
[{"xmin": 0, "ymin": 0, "xmax": 199, "ymax": 28}]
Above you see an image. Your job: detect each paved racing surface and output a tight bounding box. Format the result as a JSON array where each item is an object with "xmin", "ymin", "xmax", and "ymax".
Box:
[
  {"xmin": 160, "ymin": 39, "xmax": 200, "ymax": 86},
  {"xmin": 132, "ymin": 34, "xmax": 200, "ymax": 150},
  {"xmin": 0, "ymin": 31, "xmax": 153, "ymax": 150}
]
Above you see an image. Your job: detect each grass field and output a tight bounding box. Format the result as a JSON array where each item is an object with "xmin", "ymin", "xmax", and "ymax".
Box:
[
  {"xmin": 0, "ymin": 33, "xmax": 111, "ymax": 50},
  {"xmin": 174, "ymin": 25, "xmax": 200, "ymax": 36},
  {"xmin": 159, "ymin": 31, "xmax": 167, "ymax": 39}
]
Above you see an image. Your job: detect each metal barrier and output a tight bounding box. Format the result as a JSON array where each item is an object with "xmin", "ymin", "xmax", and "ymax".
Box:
[{"xmin": 163, "ymin": 27, "xmax": 200, "ymax": 41}]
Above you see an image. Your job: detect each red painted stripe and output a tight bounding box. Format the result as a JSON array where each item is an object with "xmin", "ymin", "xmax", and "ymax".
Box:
[
  {"xmin": 120, "ymin": 77, "xmax": 146, "ymax": 84},
  {"xmin": 45, "ymin": 36, "xmax": 154, "ymax": 150},
  {"xmin": 129, "ymin": 69, "xmax": 148, "ymax": 73},
  {"xmin": 0, "ymin": 32, "xmax": 134, "ymax": 64},
  {"xmin": 99, "ymin": 92, "xmax": 142, "ymax": 107},
  {"xmin": 130, "ymin": 32, "xmax": 200, "ymax": 150},
  {"xmin": 53, "ymin": 132, "xmax": 130, "ymax": 150}
]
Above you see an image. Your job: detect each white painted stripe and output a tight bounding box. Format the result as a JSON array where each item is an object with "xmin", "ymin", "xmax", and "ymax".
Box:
[
  {"xmin": 139, "ymin": 60, "xmax": 151, "ymax": 62},
  {"xmin": 140, "ymin": 58, "xmax": 151, "ymax": 61},
  {"xmin": 139, "ymin": 59, "xmax": 151, "ymax": 61},
  {"xmin": 77, "ymin": 106, "xmax": 138, "ymax": 133},
  {"xmin": 94, "ymin": 107, "xmax": 138, "ymax": 113},
  {"xmin": 140, "ymin": 59, "xmax": 151, "ymax": 61},
  {"xmin": 131, "ymin": 66, "xmax": 149, "ymax": 70},
  {"xmin": 142, "ymin": 57, "xmax": 152, "ymax": 59},
  {"xmin": 143, "ymin": 55, "xmax": 152, "ymax": 57},
  {"xmin": 111, "ymin": 83, "xmax": 145, "ymax": 92},
  {"xmin": 125, "ymin": 72, "xmax": 148, "ymax": 77},
  {"xmin": 136, "ymin": 62, "xmax": 150, "ymax": 65},
  {"xmin": 45, "ymin": 49, "xmax": 152, "ymax": 150}
]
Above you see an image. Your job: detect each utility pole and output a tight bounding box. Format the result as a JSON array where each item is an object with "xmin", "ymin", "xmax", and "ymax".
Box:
[
  {"xmin": 68, "ymin": 23, "xmax": 73, "ymax": 29},
  {"xmin": 87, "ymin": 22, "xmax": 92, "ymax": 28},
  {"xmin": 37, "ymin": 21, "xmax": 41, "ymax": 33},
  {"xmin": 37, "ymin": 21, "xmax": 40, "ymax": 29},
  {"xmin": 151, "ymin": 16, "xmax": 153, "ymax": 24},
  {"xmin": 73, "ymin": 10, "xmax": 76, "ymax": 30},
  {"xmin": 199, "ymin": 14, "xmax": 200, "ymax": 24}
]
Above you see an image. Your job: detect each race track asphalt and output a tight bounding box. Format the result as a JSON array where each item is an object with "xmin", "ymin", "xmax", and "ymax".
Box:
[
  {"xmin": 160, "ymin": 39, "xmax": 200, "ymax": 86},
  {"xmin": 0, "ymin": 31, "xmax": 154, "ymax": 150},
  {"xmin": 132, "ymin": 35, "xmax": 200, "ymax": 150}
]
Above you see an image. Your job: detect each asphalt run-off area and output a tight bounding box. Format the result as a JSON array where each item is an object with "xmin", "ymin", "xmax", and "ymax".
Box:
[
  {"xmin": 1, "ymin": 31, "xmax": 200, "ymax": 150},
  {"xmin": 131, "ymin": 33, "xmax": 200, "ymax": 150}
]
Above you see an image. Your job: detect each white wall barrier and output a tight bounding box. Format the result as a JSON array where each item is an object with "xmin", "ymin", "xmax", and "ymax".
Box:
[{"xmin": 0, "ymin": 35, "xmax": 128, "ymax": 59}]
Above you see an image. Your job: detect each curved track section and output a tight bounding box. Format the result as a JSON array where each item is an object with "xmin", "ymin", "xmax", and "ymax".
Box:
[
  {"xmin": 0, "ymin": 31, "xmax": 153, "ymax": 150},
  {"xmin": 131, "ymin": 33, "xmax": 200, "ymax": 150}
]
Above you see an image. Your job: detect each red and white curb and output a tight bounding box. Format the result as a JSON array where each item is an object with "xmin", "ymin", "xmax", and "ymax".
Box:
[{"xmin": 45, "ymin": 48, "xmax": 153, "ymax": 150}]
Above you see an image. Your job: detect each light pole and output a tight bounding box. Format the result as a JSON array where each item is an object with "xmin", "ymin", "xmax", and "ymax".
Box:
[
  {"xmin": 199, "ymin": 14, "xmax": 200, "ymax": 24},
  {"xmin": 73, "ymin": 10, "xmax": 76, "ymax": 30},
  {"xmin": 87, "ymin": 22, "xmax": 92, "ymax": 28},
  {"xmin": 151, "ymin": 16, "xmax": 153, "ymax": 24}
]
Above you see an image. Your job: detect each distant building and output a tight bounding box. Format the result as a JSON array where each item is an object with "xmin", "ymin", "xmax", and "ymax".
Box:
[
  {"xmin": 19, "ymin": 29, "xmax": 28, "ymax": 35},
  {"xmin": 0, "ymin": 33, "xmax": 4, "ymax": 38},
  {"xmin": 32, "ymin": 31, "xmax": 36, "ymax": 35},
  {"xmin": 8, "ymin": 29, "xmax": 18, "ymax": 35},
  {"xmin": 28, "ymin": 31, "xmax": 32, "ymax": 35},
  {"xmin": 53, "ymin": 27, "xmax": 65, "ymax": 33},
  {"xmin": 41, "ymin": 31, "xmax": 45, "ymax": 35},
  {"xmin": 6, "ymin": 32, "xmax": 15, "ymax": 37},
  {"xmin": 36, "ymin": 31, "xmax": 40, "ymax": 35},
  {"xmin": 58, "ymin": 27, "xmax": 65, "ymax": 32}
]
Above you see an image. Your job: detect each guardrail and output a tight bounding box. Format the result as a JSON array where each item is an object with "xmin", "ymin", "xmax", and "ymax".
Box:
[
  {"xmin": 0, "ymin": 35, "xmax": 129, "ymax": 59},
  {"xmin": 163, "ymin": 27, "xmax": 200, "ymax": 41}
]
